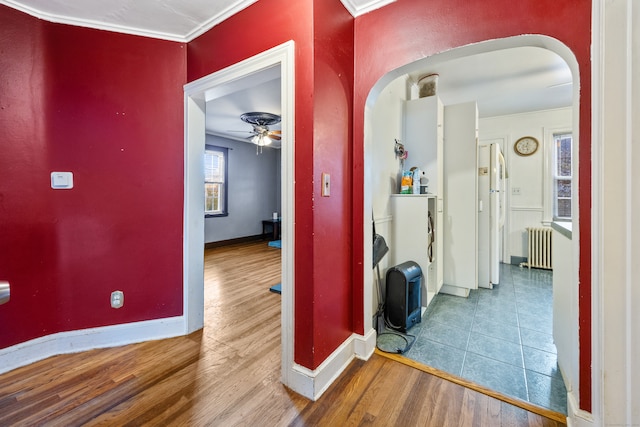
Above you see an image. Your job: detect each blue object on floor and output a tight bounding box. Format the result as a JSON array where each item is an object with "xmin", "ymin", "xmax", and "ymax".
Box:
[
  {"xmin": 268, "ymin": 240, "xmax": 282, "ymax": 249},
  {"xmin": 269, "ymin": 283, "xmax": 281, "ymax": 294}
]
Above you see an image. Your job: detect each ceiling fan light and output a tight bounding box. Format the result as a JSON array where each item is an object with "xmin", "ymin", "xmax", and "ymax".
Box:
[{"xmin": 251, "ymin": 134, "xmax": 272, "ymax": 146}]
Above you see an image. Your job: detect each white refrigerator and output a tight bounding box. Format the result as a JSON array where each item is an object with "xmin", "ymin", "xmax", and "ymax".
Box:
[{"xmin": 478, "ymin": 143, "xmax": 506, "ymax": 289}]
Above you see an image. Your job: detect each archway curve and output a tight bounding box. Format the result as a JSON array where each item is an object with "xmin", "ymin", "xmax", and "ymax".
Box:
[{"xmin": 361, "ymin": 33, "xmax": 582, "ymax": 400}]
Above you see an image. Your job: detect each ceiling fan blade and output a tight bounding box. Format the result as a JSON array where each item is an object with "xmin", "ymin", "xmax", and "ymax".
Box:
[
  {"xmin": 269, "ymin": 130, "xmax": 281, "ymax": 135},
  {"xmin": 268, "ymin": 131, "xmax": 281, "ymax": 140}
]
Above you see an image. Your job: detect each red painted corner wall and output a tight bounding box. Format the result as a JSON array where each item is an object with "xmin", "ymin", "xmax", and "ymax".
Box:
[
  {"xmin": 311, "ymin": 0, "xmax": 355, "ymax": 367},
  {"xmin": 188, "ymin": 0, "xmax": 356, "ymax": 369},
  {"xmin": 351, "ymin": 0, "xmax": 592, "ymax": 411},
  {"xmin": 0, "ymin": 5, "xmax": 186, "ymax": 348}
]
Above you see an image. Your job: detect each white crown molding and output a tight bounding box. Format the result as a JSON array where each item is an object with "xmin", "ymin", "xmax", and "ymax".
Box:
[
  {"xmin": 340, "ymin": 0, "xmax": 396, "ymax": 17},
  {"xmin": 0, "ymin": 0, "xmax": 187, "ymax": 42},
  {"xmin": 0, "ymin": 0, "xmax": 259, "ymax": 43},
  {"xmin": 183, "ymin": 0, "xmax": 258, "ymax": 42},
  {"xmin": 1, "ymin": 0, "xmax": 395, "ymax": 42}
]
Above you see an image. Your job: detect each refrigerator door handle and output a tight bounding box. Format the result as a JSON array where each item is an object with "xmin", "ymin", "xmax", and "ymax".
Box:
[{"xmin": 498, "ymin": 150, "xmax": 506, "ymax": 228}]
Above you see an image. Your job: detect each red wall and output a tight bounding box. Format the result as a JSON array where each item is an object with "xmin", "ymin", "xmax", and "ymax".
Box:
[
  {"xmin": 311, "ymin": 0, "xmax": 355, "ymax": 365},
  {"xmin": 350, "ymin": 0, "xmax": 592, "ymax": 411},
  {"xmin": 188, "ymin": 0, "xmax": 355, "ymax": 369},
  {"xmin": 1, "ymin": 0, "xmax": 594, "ymax": 409},
  {"xmin": 0, "ymin": 5, "xmax": 186, "ymax": 347}
]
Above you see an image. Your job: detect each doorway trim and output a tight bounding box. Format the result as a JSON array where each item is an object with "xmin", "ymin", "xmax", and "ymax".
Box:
[{"xmin": 183, "ymin": 40, "xmax": 296, "ymax": 390}]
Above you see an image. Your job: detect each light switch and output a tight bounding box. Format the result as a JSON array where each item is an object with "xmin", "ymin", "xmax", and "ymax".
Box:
[
  {"xmin": 51, "ymin": 172, "xmax": 73, "ymax": 189},
  {"xmin": 321, "ymin": 173, "xmax": 330, "ymax": 197}
]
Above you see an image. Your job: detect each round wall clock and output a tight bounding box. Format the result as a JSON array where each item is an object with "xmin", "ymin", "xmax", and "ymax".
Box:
[{"xmin": 514, "ymin": 136, "xmax": 539, "ymax": 156}]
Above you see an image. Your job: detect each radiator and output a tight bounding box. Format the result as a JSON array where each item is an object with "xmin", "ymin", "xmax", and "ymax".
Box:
[{"xmin": 524, "ymin": 227, "xmax": 553, "ymax": 270}]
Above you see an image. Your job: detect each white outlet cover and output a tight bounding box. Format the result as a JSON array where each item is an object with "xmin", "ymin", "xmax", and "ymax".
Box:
[
  {"xmin": 51, "ymin": 172, "xmax": 73, "ymax": 189},
  {"xmin": 111, "ymin": 290, "xmax": 124, "ymax": 309}
]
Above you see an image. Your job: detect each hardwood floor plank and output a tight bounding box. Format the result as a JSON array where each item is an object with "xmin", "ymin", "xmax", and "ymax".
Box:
[{"xmin": 0, "ymin": 242, "xmax": 565, "ymax": 426}]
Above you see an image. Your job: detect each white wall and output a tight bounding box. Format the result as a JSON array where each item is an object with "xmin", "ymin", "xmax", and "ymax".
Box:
[
  {"xmin": 370, "ymin": 76, "xmax": 407, "ymax": 311},
  {"xmin": 592, "ymin": 1, "xmax": 640, "ymax": 425},
  {"xmin": 204, "ymin": 135, "xmax": 280, "ymax": 243},
  {"xmin": 479, "ymin": 107, "xmax": 572, "ymax": 260},
  {"xmin": 552, "ymin": 226, "xmax": 578, "ymax": 408},
  {"xmin": 372, "ymin": 87, "xmax": 574, "ymax": 271}
]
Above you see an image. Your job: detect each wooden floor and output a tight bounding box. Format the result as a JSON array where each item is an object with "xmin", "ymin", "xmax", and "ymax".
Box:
[{"xmin": 0, "ymin": 241, "xmax": 566, "ymax": 426}]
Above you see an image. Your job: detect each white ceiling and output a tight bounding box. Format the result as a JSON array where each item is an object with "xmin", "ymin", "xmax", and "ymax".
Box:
[
  {"xmin": 2, "ymin": 0, "xmax": 573, "ymax": 148},
  {"xmin": 205, "ymin": 70, "xmax": 283, "ymax": 148},
  {"xmin": 0, "ymin": 0, "xmax": 394, "ymax": 42},
  {"xmin": 204, "ymin": 46, "xmax": 573, "ymax": 148},
  {"xmin": 411, "ymin": 46, "xmax": 573, "ymax": 118}
]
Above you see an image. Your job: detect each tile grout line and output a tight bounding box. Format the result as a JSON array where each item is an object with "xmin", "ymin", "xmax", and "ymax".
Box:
[
  {"xmin": 511, "ymin": 265, "xmax": 531, "ymax": 403},
  {"xmin": 459, "ymin": 289, "xmax": 479, "ymax": 376},
  {"xmin": 406, "ymin": 264, "xmax": 564, "ymax": 413}
]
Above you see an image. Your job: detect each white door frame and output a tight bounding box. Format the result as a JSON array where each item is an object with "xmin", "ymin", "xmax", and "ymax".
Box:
[{"xmin": 182, "ymin": 41, "xmax": 296, "ymax": 391}]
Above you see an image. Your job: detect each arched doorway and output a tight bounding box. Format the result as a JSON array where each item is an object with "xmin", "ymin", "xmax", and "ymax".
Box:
[{"xmin": 362, "ymin": 35, "xmax": 580, "ymax": 413}]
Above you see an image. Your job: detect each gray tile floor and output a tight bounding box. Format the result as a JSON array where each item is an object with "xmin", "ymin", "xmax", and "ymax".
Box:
[{"xmin": 401, "ymin": 263, "xmax": 567, "ymax": 414}]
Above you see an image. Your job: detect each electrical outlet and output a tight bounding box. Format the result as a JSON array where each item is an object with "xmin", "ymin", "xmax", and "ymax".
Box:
[
  {"xmin": 111, "ymin": 290, "xmax": 124, "ymax": 309},
  {"xmin": 512, "ymin": 187, "xmax": 521, "ymax": 195}
]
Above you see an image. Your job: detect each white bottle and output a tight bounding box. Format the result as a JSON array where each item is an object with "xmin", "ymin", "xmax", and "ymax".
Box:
[{"xmin": 412, "ymin": 169, "xmax": 421, "ymax": 194}]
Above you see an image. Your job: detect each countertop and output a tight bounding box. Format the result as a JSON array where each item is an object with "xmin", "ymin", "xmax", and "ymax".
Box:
[{"xmin": 551, "ymin": 221, "xmax": 572, "ymax": 239}]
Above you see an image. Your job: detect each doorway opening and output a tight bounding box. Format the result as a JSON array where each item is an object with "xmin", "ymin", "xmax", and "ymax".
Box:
[
  {"xmin": 363, "ymin": 35, "xmax": 580, "ymax": 415},
  {"xmin": 183, "ymin": 41, "xmax": 296, "ymax": 390}
]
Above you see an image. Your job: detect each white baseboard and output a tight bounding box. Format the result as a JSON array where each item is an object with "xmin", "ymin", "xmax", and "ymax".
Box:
[
  {"xmin": 566, "ymin": 392, "xmax": 594, "ymax": 427},
  {"xmin": 286, "ymin": 331, "xmax": 375, "ymax": 401},
  {"xmin": 2, "ymin": 320, "xmax": 376, "ymax": 406},
  {"xmin": 354, "ymin": 328, "xmax": 377, "ymax": 360},
  {"xmin": 0, "ymin": 316, "xmax": 186, "ymax": 375},
  {"xmin": 440, "ymin": 284, "xmax": 471, "ymax": 298}
]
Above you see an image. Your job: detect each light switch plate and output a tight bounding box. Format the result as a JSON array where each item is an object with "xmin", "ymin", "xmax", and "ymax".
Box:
[
  {"xmin": 321, "ymin": 173, "xmax": 330, "ymax": 197},
  {"xmin": 51, "ymin": 172, "xmax": 73, "ymax": 189}
]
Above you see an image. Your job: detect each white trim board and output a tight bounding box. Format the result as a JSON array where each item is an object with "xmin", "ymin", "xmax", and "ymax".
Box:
[
  {"xmin": 286, "ymin": 330, "xmax": 377, "ymax": 401},
  {"xmin": 340, "ymin": 0, "xmax": 396, "ymax": 17},
  {"xmin": 183, "ymin": 41, "xmax": 303, "ymax": 396},
  {"xmin": 0, "ymin": 316, "xmax": 185, "ymax": 375}
]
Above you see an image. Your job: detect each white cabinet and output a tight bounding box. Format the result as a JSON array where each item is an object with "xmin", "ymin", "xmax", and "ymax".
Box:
[
  {"xmin": 390, "ymin": 194, "xmax": 440, "ymax": 307},
  {"xmin": 403, "ymin": 96, "xmax": 444, "ymax": 294},
  {"xmin": 396, "ymin": 96, "xmax": 478, "ymax": 303},
  {"xmin": 403, "ymin": 96, "xmax": 444, "ymax": 196},
  {"xmin": 442, "ymin": 101, "xmax": 478, "ymax": 296}
]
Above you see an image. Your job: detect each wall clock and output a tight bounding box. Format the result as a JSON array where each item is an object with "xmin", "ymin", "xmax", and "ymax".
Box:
[{"xmin": 514, "ymin": 136, "xmax": 539, "ymax": 156}]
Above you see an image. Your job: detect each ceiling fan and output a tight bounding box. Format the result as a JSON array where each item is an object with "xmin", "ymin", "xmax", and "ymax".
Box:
[{"xmin": 232, "ymin": 112, "xmax": 281, "ymax": 153}]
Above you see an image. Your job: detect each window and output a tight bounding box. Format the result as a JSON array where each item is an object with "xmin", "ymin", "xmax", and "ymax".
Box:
[
  {"xmin": 205, "ymin": 146, "xmax": 228, "ymax": 216},
  {"xmin": 553, "ymin": 133, "xmax": 572, "ymax": 220}
]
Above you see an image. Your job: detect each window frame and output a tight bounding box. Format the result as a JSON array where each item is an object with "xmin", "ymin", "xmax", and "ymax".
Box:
[
  {"xmin": 204, "ymin": 145, "xmax": 228, "ymax": 218},
  {"xmin": 552, "ymin": 132, "xmax": 572, "ymax": 221}
]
